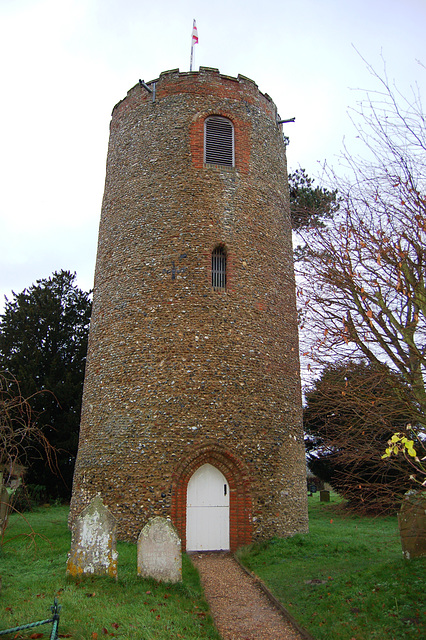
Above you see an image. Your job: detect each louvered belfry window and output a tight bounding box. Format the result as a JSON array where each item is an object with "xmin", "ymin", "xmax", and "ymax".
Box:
[
  {"xmin": 212, "ymin": 246, "xmax": 227, "ymax": 290},
  {"xmin": 205, "ymin": 116, "xmax": 234, "ymax": 166}
]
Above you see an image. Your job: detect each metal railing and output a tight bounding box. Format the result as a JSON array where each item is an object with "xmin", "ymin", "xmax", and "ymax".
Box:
[{"xmin": 0, "ymin": 598, "xmax": 61, "ymax": 639}]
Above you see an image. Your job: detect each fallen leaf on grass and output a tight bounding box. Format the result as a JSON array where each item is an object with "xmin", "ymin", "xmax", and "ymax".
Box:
[
  {"xmin": 29, "ymin": 634, "xmax": 44, "ymax": 639},
  {"xmin": 91, "ymin": 633, "xmax": 98, "ymax": 640},
  {"xmin": 102, "ymin": 628, "xmax": 109, "ymax": 635},
  {"xmin": 111, "ymin": 623, "xmax": 119, "ymax": 629}
]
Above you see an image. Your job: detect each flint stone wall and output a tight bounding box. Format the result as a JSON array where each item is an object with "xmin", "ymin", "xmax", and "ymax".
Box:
[{"xmin": 69, "ymin": 67, "xmax": 308, "ymax": 549}]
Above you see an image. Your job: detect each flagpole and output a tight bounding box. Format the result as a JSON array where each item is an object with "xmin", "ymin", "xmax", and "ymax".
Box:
[{"xmin": 190, "ymin": 19, "xmax": 198, "ymax": 72}]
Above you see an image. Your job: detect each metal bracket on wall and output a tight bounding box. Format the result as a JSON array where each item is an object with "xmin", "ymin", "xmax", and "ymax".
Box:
[
  {"xmin": 277, "ymin": 117, "xmax": 295, "ymax": 146},
  {"xmin": 139, "ymin": 79, "xmax": 156, "ymax": 102},
  {"xmin": 277, "ymin": 117, "xmax": 295, "ymax": 126}
]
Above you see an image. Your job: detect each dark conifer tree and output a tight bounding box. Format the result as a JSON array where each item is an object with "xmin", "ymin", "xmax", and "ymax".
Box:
[
  {"xmin": 288, "ymin": 168, "xmax": 339, "ymax": 231},
  {"xmin": 304, "ymin": 361, "xmax": 417, "ymax": 512},
  {"xmin": 0, "ymin": 270, "xmax": 91, "ymax": 500}
]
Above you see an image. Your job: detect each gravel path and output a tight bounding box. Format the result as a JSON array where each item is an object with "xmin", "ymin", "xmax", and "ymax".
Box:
[{"xmin": 191, "ymin": 552, "xmax": 305, "ymax": 640}]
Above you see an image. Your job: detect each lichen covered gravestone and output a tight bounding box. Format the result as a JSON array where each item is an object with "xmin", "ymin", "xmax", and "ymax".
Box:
[
  {"xmin": 66, "ymin": 495, "xmax": 118, "ymax": 579},
  {"xmin": 137, "ymin": 516, "xmax": 182, "ymax": 583},
  {"xmin": 398, "ymin": 490, "xmax": 426, "ymax": 559}
]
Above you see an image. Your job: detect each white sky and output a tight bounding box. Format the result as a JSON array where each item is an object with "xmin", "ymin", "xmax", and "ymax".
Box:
[{"xmin": 0, "ymin": 0, "xmax": 425, "ymax": 307}]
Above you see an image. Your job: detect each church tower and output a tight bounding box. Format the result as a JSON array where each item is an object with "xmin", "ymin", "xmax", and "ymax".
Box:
[{"xmin": 70, "ymin": 68, "xmax": 308, "ymax": 551}]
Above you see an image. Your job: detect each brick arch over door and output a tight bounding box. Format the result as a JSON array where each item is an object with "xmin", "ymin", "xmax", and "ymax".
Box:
[{"xmin": 171, "ymin": 444, "xmax": 252, "ymax": 552}]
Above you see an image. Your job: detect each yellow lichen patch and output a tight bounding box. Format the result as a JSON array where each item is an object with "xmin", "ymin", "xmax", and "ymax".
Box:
[{"xmin": 66, "ymin": 557, "xmax": 84, "ymax": 578}]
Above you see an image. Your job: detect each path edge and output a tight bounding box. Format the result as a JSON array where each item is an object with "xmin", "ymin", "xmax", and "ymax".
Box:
[{"xmin": 233, "ymin": 554, "xmax": 316, "ymax": 640}]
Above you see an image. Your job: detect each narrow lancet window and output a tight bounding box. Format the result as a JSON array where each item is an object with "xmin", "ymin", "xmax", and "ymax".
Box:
[
  {"xmin": 212, "ymin": 246, "xmax": 227, "ymax": 290},
  {"xmin": 205, "ymin": 116, "xmax": 234, "ymax": 166}
]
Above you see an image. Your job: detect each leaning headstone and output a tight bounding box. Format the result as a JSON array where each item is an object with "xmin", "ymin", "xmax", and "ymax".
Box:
[
  {"xmin": 398, "ymin": 490, "xmax": 426, "ymax": 559},
  {"xmin": 320, "ymin": 490, "xmax": 330, "ymax": 502},
  {"xmin": 137, "ymin": 516, "xmax": 182, "ymax": 583},
  {"xmin": 66, "ymin": 494, "xmax": 118, "ymax": 579}
]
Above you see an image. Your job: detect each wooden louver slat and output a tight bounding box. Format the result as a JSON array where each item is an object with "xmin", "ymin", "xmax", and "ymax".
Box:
[{"xmin": 205, "ymin": 117, "xmax": 234, "ymax": 166}]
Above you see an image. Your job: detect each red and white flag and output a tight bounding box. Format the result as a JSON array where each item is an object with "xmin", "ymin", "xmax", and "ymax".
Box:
[{"xmin": 192, "ymin": 19, "xmax": 198, "ymax": 45}]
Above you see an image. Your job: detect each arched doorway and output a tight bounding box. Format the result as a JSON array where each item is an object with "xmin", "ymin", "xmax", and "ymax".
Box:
[
  {"xmin": 186, "ymin": 463, "xmax": 230, "ymax": 551},
  {"xmin": 171, "ymin": 443, "xmax": 252, "ymax": 552}
]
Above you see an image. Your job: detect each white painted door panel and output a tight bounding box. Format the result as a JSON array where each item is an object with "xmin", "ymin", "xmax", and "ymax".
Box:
[{"xmin": 186, "ymin": 463, "xmax": 230, "ymax": 551}]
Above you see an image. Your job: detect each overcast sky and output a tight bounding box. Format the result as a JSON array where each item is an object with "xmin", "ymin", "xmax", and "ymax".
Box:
[{"xmin": 0, "ymin": 0, "xmax": 425, "ymax": 308}]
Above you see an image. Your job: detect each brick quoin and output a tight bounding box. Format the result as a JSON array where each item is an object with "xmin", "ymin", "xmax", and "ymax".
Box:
[{"xmin": 69, "ymin": 67, "xmax": 308, "ymax": 547}]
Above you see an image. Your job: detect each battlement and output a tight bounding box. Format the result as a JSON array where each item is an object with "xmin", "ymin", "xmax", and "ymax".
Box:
[{"xmin": 112, "ymin": 67, "xmax": 279, "ymax": 121}]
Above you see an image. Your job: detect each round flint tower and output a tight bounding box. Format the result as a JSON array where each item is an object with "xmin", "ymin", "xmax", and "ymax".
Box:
[{"xmin": 70, "ymin": 67, "xmax": 308, "ymax": 550}]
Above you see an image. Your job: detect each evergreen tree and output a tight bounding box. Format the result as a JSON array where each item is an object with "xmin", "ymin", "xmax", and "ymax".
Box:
[
  {"xmin": 0, "ymin": 271, "xmax": 91, "ymax": 500},
  {"xmin": 304, "ymin": 361, "xmax": 418, "ymax": 512},
  {"xmin": 288, "ymin": 168, "xmax": 339, "ymax": 231}
]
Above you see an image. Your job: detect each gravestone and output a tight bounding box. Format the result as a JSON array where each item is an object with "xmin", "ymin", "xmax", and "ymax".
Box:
[
  {"xmin": 137, "ymin": 516, "xmax": 182, "ymax": 583},
  {"xmin": 0, "ymin": 484, "xmax": 9, "ymax": 537},
  {"xmin": 320, "ymin": 490, "xmax": 330, "ymax": 502},
  {"xmin": 66, "ymin": 494, "xmax": 118, "ymax": 579},
  {"xmin": 398, "ymin": 490, "xmax": 426, "ymax": 559}
]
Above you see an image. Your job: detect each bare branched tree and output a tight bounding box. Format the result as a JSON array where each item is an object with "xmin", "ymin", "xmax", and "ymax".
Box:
[
  {"xmin": 297, "ymin": 61, "xmax": 426, "ymax": 498},
  {"xmin": 0, "ymin": 372, "xmax": 56, "ymax": 539}
]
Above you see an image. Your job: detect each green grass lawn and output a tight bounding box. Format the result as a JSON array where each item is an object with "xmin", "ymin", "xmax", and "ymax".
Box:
[
  {"xmin": 0, "ymin": 506, "xmax": 221, "ymax": 640},
  {"xmin": 237, "ymin": 493, "xmax": 426, "ymax": 640},
  {"xmin": 1, "ymin": 498, "xmax": 424, "ymax": 640}
]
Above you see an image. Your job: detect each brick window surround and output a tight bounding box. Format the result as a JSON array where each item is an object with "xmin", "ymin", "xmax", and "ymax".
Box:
[
  {"xmin": 171, "ymin": 443, "xmax": 253, "ymax": 552},
  {"xmin": 189, "ymin": 112, "xmax": 250, "ymax": 173}
]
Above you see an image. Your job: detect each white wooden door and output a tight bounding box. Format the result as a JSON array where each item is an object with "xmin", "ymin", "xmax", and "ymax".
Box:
[{"xmin": 186, "ymin": 463, "xmax": 230, "ymax": 551}]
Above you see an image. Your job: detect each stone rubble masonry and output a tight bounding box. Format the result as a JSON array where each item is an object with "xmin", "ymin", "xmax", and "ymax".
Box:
[{"xmin": 69, "ymin": 67, "xmax": 309, "ymax": 550}]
